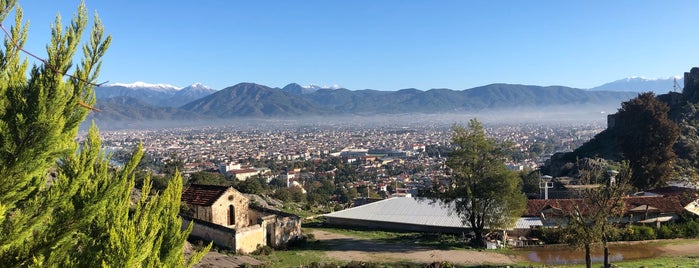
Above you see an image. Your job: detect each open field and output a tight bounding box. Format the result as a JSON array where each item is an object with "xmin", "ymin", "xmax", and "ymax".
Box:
[
  {"xmin": 248, "ymin": 227, "xmax": 699, "ymax": 268},
  {"xmin": 189, "ymin": 226, "xmax": 699, "ymax": 267}
]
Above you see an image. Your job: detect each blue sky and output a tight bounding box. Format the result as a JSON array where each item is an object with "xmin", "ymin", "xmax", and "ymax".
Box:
[{"xmin": 7, "ymin": 1, "xmax": 699, "ymax": 90}]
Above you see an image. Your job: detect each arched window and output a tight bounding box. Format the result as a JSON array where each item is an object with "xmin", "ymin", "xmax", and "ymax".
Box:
[{"xmin": 229, "ymin": 205, "xmax": 235, "ymax": 225}]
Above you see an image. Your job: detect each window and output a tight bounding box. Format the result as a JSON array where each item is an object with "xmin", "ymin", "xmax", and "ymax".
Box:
[{"xmin": 229, "ymin": 205, "xmax": 235, "ymax": 225}]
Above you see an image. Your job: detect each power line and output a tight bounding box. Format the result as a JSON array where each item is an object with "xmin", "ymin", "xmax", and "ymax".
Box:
[{"xmin": 0, "ymin": 22, "xmax": 105, "ymax": 111}]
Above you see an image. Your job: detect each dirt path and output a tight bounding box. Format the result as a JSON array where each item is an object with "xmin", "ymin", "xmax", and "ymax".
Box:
[{"xmin": 310, "ymin": 230, "xmax": 516, "ymax": 265}]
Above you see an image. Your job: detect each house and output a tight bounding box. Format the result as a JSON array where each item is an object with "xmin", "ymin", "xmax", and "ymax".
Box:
[
  {"xmin": 522, "ymin": 195, "xmax": 686, "ymax": 229},
  {"xmin": 228, "ymin": 168, "xmax": 260, "ymax": 181},
  {"xmin": 181, "ymin": 184, "xmax": 302, "ymax": 253}
]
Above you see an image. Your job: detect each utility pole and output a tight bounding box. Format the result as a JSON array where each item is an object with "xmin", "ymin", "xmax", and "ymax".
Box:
[{"xmin": 540, "ymin": 175, "xmax": 553, "ymax": 200}]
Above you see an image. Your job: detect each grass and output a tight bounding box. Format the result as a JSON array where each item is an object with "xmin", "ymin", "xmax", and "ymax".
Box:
[
  {"xmin": 302, "ymin": 225, "xmax": 476, "ymax": 250},
  {"xmin": 225, "ymin": 227, "xmax": 699, "ymax": 268},
  {"xmin": 513, "ymin": 255, "xmax": 699, "ymax": 268}
]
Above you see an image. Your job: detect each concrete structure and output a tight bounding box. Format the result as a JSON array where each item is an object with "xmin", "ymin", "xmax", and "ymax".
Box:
[{"xmin": 181, "ymin": 184, "xmax": 302, "ymax": 253}]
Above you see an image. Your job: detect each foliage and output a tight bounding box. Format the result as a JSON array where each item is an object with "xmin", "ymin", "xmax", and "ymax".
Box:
[
  {"xmin": 562, "ymin": 160, "xmax": 631, "ymax": 268},
  {"xmin": 420, "ymin": 119, "xmax": 526, "ymax": 248},
  {"xmin": 616, "ymin": 92, "xmax": 680, "ymax": 190},
  {"xmin": 519, "ymin": 170, "xmax": 541, "ymax": 195},
  {"xmin": 0, "ymin": 1, "xmax": 208, "ymax": 266},
  {"xmin": 187, "ymin": 171, "xmax": 231, "ymax": 186}
]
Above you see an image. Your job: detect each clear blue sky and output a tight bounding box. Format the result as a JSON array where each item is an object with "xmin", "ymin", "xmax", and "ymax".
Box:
[{"xmin": 7, "ymin": 1, "xmax": 699, "ymax": 90}]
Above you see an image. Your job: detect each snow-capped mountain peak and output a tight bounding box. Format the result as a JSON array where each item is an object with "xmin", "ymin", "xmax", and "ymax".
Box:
[
  {"xmin": 108, "ymin": 81, "xmax": 180, "ymax": 91},
  {"xmin": 621, "ymin": 76, "xmax": 682, "ymax": 82},
  {"xmin": 303, "ymin": 84, "xmax": 342, "ymax": 90},
  {"xmin": 590, "ymin": 76, "xmax": 683, "ymax": 94},
  {"xmin": 186, "ymin": 82, "xmax": 213, "ymax": 90}
]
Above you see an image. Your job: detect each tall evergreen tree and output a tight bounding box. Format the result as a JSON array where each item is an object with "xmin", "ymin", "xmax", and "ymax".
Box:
[
  {"xmin": 616, "ymin": 92, "xmax": 679, "ymax": 190},
  {"xmin": 421, "ymin": 119, "xmax": 526, "ymax": 248},
  {"xmin": 0, "ymin": 1, "xmax": 208, "ymax": 266}
]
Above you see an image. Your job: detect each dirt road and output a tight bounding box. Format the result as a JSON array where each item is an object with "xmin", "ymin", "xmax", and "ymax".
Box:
[{"xmin": 310, "ymin": 229, "xmax": 516, "ymax": 265}]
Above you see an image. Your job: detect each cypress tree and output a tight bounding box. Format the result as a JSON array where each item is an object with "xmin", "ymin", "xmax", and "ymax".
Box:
[{"xmin": 0, "ymin": 1, "xmax": 209, "ymax": 266}]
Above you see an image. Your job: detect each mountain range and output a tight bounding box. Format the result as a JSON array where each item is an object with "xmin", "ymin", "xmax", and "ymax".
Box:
[
  {"xmin": 95, "ymin": 82, "xmax": 216, "ymax": 107},
  {"xmin": 89, "ymin": 77, "xmax": 680, "ymax": 123},
  {"xmin": 589, "ymin": 77, "xmax": 682, "ymax": 93}
]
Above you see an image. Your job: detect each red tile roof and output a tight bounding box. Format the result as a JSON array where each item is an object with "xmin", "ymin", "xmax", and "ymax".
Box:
[
  {"xmin": 623, "ymin": 196, "xmax": 684, "ymax": 214},
  {"xmin": 524, "ymin": 196, "xmax": 685, "ymax": 217},
  {"xmin": 181, "ymin": 184, "xmax": 229, "ymax": 206}
]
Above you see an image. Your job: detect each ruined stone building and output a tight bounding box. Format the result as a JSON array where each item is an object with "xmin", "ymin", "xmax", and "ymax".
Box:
[{"xmin": 181, "ymin": 184, "xmax": 302, "ymax": 253}]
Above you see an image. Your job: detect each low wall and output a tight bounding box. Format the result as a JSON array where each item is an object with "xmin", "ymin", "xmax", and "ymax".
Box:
[
  {"xmin": 182, "ymin": 217, "xmax": 236, "ymax": 249},
  {"xmin": 235, "ymin": 224, "xmax": 265, "ymax": 254}
]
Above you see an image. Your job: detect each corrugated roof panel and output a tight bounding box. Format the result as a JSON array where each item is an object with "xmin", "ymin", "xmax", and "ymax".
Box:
[
  {"xmin": 324, "ymin": 197, "xmax": 468, "ymax": 228},
  {"xmin": 514, "ymin": 217, "xmax": 543, "ymax": 229}
]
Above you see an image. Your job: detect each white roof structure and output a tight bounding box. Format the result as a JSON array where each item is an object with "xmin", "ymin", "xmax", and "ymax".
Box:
[
  {"xmin": 324, "ymin": 197, "xmax": 467, "ymax": 228},
  {"xmin": 513, "ymin": 217, "xmax": 543, "ymax": 230}
]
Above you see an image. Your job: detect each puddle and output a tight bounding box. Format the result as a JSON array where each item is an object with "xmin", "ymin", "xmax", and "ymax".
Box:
[{"xmin": 524, "ymin": 244, "xmax": 662, "ymax": 265}]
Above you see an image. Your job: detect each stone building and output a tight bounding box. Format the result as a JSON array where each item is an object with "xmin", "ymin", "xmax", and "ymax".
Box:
[{"xmin": 181, "ymin": 184, "xmax": 302, "ymax": 253}]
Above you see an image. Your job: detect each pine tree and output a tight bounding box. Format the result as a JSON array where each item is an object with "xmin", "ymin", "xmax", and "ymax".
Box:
[{"xmin": 0, "ymin": 1, "xmax": 209, "ymax": 266}]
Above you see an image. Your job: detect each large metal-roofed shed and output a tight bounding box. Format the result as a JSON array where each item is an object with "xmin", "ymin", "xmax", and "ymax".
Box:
[{"xmin": 323, "ymin": 197, "xmax": 471, "ymax": 233}]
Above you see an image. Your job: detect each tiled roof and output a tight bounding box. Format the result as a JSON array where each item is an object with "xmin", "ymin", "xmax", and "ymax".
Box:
[
  {"xmin": 524, "ymin": 199, "xmax": 584, "ymax": 217},
  {"xmin": 181, "ymin": 184, "xmax": 229, "ymax": 206},
  {"xmin": 623, "ymin": 196, "xmax": 684, "ymax": 214},
  {"xmin": 524, "ymin": 196, "xmax": 685, "ymax": 217}
]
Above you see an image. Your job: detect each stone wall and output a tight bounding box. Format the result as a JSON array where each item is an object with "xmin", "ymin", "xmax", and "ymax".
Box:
[
  {"xmin": 249, "ymin": 208, "xmax": 302, "ymax": 248},
  {"xmin": 193, "ymin": 205, "xmax": 213, "ymax": 222},
  {"xmin": 210, "ymin": 188, "xmax": 250, "ymax": 229},
  {"xmin": 266, "ymin": 215, "xmax": 302, "ymax": 247},
  {"xmin": 183, "ymin": 217, "xmax": 236, "ymax": 249},
  {"xmin": 234, "ymin": 224, "xmax": 266, "ymax": 254}
]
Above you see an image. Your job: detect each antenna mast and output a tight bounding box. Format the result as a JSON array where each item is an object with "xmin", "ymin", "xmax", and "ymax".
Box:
[{"xmin": 673, "ymin": 77, "xmax": 681, "ymax": 92}]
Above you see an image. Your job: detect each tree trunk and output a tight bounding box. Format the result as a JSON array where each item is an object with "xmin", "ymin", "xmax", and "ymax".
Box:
[
  {"xmin": 603, "ymin": 237, "xmax": 610, "ymax": 268},
  {"xmin": 473, "ymin": 228, "xmax": 486, "ymax": 248},
  {"xmin": 585, "ymin": 244, "xmax": 592, "ymax": 268}
]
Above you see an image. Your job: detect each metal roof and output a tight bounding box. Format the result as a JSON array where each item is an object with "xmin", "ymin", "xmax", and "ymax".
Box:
[
  {"xmin": 324, "ymin": 197, "xmax": 468, "ymax": 228},
  {"xmin": 513, "ymin": 217, "xmax": 543, "ymax": 230}
]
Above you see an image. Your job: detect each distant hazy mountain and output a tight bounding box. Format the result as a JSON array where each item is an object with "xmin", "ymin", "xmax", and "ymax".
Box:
[
  {"xmin": 88, "ymin": 96, "xmax": 207, "ymax": 121},
  {"xmin": 177, "ymin": 82, "xmax": 636, "ymax": 117},
  {"xmin": 589, "ymin": 77, "xmax": 683, "ymax": 94},
  {"xmin": 91, "ymin": 81, "xmax": 639, "ymax": 121},
  {"xmin": 179, "ymin": 83, "xmax": 322, "ymax": 117},
  {"xmin": 95, "ymin": 82, "xmax": 216, "ymax": 107}
]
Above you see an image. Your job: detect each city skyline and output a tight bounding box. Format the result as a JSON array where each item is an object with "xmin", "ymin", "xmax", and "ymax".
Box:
[{"xmin": 10, "ymin": 1, "xmax": 699, "ymax": 90}]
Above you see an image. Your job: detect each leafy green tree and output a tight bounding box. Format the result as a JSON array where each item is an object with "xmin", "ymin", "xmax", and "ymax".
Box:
[
  {"xmin": 519, "ymin": 170, "xmax": 540, "ymax": 195},
  {"xmin": 235, "ymin": 177, "xmax": 264, "ymax": 194},
  {"xmin": 615, "ymin": 92, "xmax": 680, "ymax": 190},
  {"xmin": 563, "ymin": 162, "xmax": 631, "ymax": 268},
  {"xmin": 421, "ymin": 119, "xmax": 526, "ymax": 248},
  {"xmin": 188, "ymin": 171, "xmax": 231, "ymax": 186},
  {"xmin": 0, "ymin": 1, "xmax": 208, "ymax": 266}
]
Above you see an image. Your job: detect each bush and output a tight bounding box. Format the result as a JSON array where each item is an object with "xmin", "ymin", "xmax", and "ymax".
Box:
[
  {"xmin": 621, "ymin": 225, "xmax": 656, "ymax": 241},
  {"xmin": 658, "ymin": 225, "xmax": 677, "ymax": 239},
  {"xmin": 251, "ymin": 245, "xmax": 273, "ymax": 255},
  {"xmin": 529, "ymin": 226, "xmax": 566, "ymax": 244},
  {"xmin": 683, "ymin": 220, "xmax": 699, "ymax": 238}
]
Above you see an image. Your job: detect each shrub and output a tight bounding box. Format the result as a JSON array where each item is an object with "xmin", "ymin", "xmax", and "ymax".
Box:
[
  {"xmin": 683, "ymin": 220, "xmax": 699, "ymax": 238},
  {"xmin": 251, "ymin": 245, "xmax": 273, "ymax": 255},
  {"xmin": 622, "ymin": 225, "xmax": 656, "ymax": 241}
]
